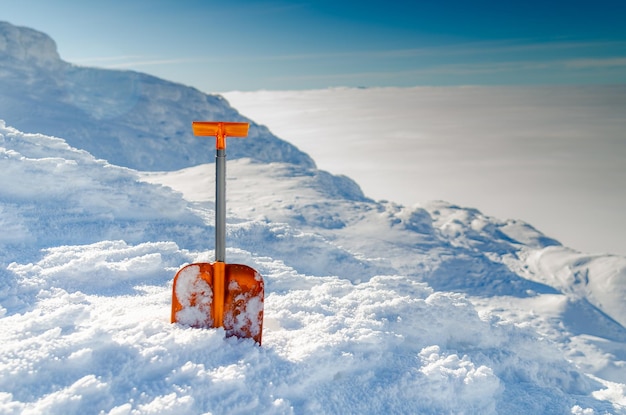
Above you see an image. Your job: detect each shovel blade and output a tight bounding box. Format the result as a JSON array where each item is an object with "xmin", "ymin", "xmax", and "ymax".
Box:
[{"xmin": 172, "ymin": 262, "xmax": 264, "ymax": 344}]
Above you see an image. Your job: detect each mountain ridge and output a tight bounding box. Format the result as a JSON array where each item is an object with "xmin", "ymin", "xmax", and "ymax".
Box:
[{"xmin": 0, "ymin": 20, "xmax": 317, "ymax": 172}]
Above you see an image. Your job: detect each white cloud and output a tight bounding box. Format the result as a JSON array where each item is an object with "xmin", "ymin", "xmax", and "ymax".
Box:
[{"xmin": 223, "ymin": 86, "xmax": 626, "ymax": 256}]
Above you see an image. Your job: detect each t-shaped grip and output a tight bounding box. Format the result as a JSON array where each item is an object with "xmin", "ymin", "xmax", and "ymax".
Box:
[{"xmin": 192, "ymin": 121, "xmax": 249, "ymax": 149}]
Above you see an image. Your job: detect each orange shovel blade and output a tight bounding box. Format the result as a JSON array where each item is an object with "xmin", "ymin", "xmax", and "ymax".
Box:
[{"xmin": 171, "ymin": 263, "xmax": 264, "ymax": 344}]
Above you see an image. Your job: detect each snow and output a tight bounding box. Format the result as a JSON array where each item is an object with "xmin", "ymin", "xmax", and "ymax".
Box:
[
  {"xmin": 0, "ymin": 21, "xmax": 61, "ymax": 67},
  {"xmin": 173, "ymin": 265, "xmax": 214, "ymax": 328},
  {"xmin": 2, "ymin": 122, "xmax": 625, "ymax": 415},
  {"xmin": 1, "ymin": 20, "xmax": 626, "ymax": 415},
  {"xmin": 0, "ymin": 21, "xmax": 315, "ymax": 172}
]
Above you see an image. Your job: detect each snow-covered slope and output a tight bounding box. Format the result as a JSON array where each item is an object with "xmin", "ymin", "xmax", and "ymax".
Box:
[
  {"xmin": 0, "ymin": 21, "xmax": 314, "ymax": 171},
  {"xmin": 1, "ymin": 21, "xmax": 626, "ymax": 414},
  {"xmin": 3, "ymin": 121, "xmax": 626, "ymax": 415},
  {"xmin": 142, "ymin": 160, "xmax": 626, "ymax": 384}
]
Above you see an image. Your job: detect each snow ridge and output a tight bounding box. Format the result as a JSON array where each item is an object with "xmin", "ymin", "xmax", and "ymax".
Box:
[{"xmin": 0, "ymin": 21, "xmax": 316, "ymax": 172}]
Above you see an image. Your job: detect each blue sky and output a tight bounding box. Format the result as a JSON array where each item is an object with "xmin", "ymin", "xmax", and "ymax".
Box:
[{"xmin": 3, "ymin": 0, "xmax": 626, "ymax": 91}]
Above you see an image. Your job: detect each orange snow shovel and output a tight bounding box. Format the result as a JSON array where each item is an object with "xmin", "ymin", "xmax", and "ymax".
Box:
[{"xmin": 171, "ymin": 121, "xmax": 264, "ymax": 344}]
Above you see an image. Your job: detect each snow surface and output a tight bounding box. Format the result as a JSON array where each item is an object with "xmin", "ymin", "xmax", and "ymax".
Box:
[
  {"xmin": 1, "ymin": 20, "xmax": 626, "ymax": 415},
  {"xmin": 2, "ymin": 121, "xmax": 626, "ymax": 414}
]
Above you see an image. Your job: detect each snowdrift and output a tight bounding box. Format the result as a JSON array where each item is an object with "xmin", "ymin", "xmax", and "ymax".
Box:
[
  {"xmin": 1, "ymin": 20, "xmax": 625, "ymax": 415},
  {"xmin": 2, "ymin": 122, "xmax": 625, "ymax": 414}
]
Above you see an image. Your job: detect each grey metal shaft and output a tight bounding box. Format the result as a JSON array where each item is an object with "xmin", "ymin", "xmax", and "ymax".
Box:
[{"xmin": 215, "ymin": 148, "xmax": 226, "ymax": 262}]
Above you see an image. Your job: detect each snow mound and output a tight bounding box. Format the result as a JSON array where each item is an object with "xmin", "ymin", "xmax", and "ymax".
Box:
[{"xmin": 524, "ymin": 246, "xmax": 626, "ymax": 328}]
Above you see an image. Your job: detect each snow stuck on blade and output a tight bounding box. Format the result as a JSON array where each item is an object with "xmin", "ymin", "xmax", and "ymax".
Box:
[
  {"xmin": 224, "ymin": 276, "xmax": 263, "ymax": 340},
  {"xmin": 174, "ymin": 265, "xmax": 214, "ymax": 328}
]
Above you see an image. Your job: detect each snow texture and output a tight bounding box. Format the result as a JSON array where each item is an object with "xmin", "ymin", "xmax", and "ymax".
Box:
[
  {"xmin": 1, "ymin": 21, "xmax": 625, "ymax": 415},
  {"xmin": 174, "ymin": 265, "xmax": 214, "ymax": 328}
]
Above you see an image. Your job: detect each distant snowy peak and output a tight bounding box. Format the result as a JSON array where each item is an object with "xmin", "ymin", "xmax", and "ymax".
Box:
[
  {"xmin": 0, "ymin": 21, "xmax": 62, "ymax": 68},
  {"xmin": 0, "ymin": 21, "xmax": 315, "ymax": 171}
]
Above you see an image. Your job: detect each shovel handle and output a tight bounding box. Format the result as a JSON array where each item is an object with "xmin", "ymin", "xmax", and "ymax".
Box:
[
  {"xmin": 192, "ymin": 121, "xmax": 249, "ymax": 150},
  {"xmin": 192, "ymin": 121, "xmax": 250, "ymax": 262}
]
